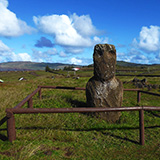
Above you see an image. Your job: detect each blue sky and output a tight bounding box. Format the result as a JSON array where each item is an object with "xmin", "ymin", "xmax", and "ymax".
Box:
[{"xmin": 0, "ymin": 0, "xmax": 160, "ymax": 65}]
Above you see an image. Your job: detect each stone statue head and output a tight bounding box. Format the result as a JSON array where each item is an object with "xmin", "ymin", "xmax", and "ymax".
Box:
[{"xmin": 93, "ymin": 44, "xmax": 116, "ymax": 81}]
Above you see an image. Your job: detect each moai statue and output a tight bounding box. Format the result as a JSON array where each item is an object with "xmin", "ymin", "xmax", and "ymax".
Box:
[{"xmin": 86, "ymin": 44, "xmax": 123, "ymax": 123}]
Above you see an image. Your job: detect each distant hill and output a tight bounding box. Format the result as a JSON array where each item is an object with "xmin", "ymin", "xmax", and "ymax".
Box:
[
  {"xmin": 117, "ymin": 61, "xmax": 145, "ymax": 67},
  {"xmin": 0, "ymin": 61, "xmax": 159, "ymax": 71},
  {"xmin": 0, "ymin": 61, "xmax": 79, "ymax": 71},
  {"xmin": 88, "ymin": 61, "xmax": 159, "ymax": 67},
  {"xmin": 116, "ymin": 61, "xmax": 160, "ymax": 70}
]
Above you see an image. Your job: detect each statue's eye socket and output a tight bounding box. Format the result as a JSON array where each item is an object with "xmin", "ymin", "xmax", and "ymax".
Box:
[
  {"xmin": 98, "ymin": 52, "xmax": 103, "ymax": 56},
  {"xmin": 109, "ymin": 50, "xmax": 115, "ymax": 54}
]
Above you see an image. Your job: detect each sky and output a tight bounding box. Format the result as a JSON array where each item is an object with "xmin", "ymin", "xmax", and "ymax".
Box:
[{"xmin": 0, "ymin": 0, "xmax": 160, "ymax": 65}]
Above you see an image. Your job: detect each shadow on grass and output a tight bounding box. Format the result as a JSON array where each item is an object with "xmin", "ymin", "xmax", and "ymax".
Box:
[
  {"xmin": 0, "ymin": 116, "xmax": 8, "ymax": 141},
  {"xmin": 7, "ymin": 124, "xmax": 159, "ymax": 145},
  {"xmin": 102, "ymin": 132, "xmax": 140, "ymax": 144},
  {"xmin": 0, "ymin": 129, "xmax": 8, "ymax": 141},
  {"xmin": 66, "ymin": 98, "xmax": 87, "ymax": 108},
  {"xmin": 1, "ymin": 124, "xmax": 160, "ymax": 143},
  {"xmin": 0, "ymin": 133, "xmax": 8, "ymax": 141},
  {"xmin": 146, "ymin": 111, "xmax": 160, "ymax": 118},
  {"xmin": 8, "ymin": 126, "xmax": 139, "ymax": 144}
]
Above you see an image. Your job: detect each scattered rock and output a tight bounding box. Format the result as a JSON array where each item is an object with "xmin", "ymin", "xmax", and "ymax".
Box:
[
  {"xmin": 141, "ymin": 78, "xmax": 147, "ymax": 85},
  {"xmin": 147, "ymin": 85, "xmax": 152, "ymax": 91},
  {"xmin": 152, "ymin": 84, "xmax": 159, "ymax": 89},
  {"xmin": 18, "ymin": 77, "xmax": 26, "ymax": 81},
  {"xmin": 0, "ymin": 79, "xmax": 4, "ymax": 83},
  {"xmin": 132, "ymin": 78, "xmax": 140, "ymax": 83},
  {"xmin": 131, "ymin": 77, "xmax": 160, "ymax": 91}
]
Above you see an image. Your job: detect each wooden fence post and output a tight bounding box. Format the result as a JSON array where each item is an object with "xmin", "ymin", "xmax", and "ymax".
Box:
[
  {"xmin": 38, "ymin": 87, "xmax": 42, "ymax": 100},
  {"xmin": 139, "ymin": 109, "xmax": 145, "ymax": 145},
  {"xmin": 137, "ymin": 91, "xmax": 141, "ymax": 104},
  {"xmin": 7, "ymin": 111, "xmax": 16, "ymax": 142},
  {"xmin": 28, "ymin": 97, "xmax": 33, "ymax": 108}
]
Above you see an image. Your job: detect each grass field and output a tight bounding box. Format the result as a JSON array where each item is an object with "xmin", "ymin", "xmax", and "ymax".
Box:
[{"xmin": 0, "ymin": 70, "xmax": 160, "ymax": 159}]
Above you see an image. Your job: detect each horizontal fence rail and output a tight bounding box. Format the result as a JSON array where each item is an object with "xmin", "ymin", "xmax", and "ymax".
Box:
[
  {"xmin": 6, "ymin": 107, "xmax": 143, "ymax": 114},
  {"xmin": 1, "ymin": 85, "xmax": 160, "ymax": 145},
  {"xmin": 14, "ymin": 87, "xmax": 41, "ymax": 109},
  {"xmin": 6, "ymin": 106, "xmax": 160, "ymax": 115},
  {"xmin": 38, "ymin": 86, "xmax": 86, "ymax": 90}
]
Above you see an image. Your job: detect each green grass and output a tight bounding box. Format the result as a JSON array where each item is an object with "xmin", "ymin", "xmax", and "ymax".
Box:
[{"xmin": 0, "ymin": 70, "xmax": 160, "ymax": 159}]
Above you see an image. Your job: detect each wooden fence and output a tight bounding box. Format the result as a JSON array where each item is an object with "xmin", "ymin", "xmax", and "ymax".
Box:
[{"xmin": 1, "ymin": 86, "xmax": 160, "ymax": 145}]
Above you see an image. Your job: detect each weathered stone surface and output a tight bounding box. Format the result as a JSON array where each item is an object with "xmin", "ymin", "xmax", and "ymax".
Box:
[
  {"xmin": 86, "ymin": 77, "xmax": 123, "ymax": 122},
  {"xmin": 93, "ymin": 44, "xmax": 116, "ymax": 81},
  {"xmin": 86, "ymin": 44, "xmax": 123, "ymax": 123}
]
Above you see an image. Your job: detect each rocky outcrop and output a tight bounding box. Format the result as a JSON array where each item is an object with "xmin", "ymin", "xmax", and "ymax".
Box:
[
  {"xmin": 132, "ymin": 78, "xmax": 160, "ymax": 90},
  {"xmin": 86, "ymin": 44, "xmax": 123, "ymax": 123}
]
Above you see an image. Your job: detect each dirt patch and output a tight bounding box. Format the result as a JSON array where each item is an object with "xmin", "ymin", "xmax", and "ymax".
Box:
[
  {"xmin": 29, "ymin": 72, "xmax": 40, "ymax": 77},
  {"xmin": 0, "ymin": 151, "xmax": 15, "ymax": 157},
  {"xmin": 43, "ymin": 150, "xmax": 53, "ymax": 156},
  {"xmin": 43, "ymin": 146, "xmax": 60, "ymax": 156},
  {"xmin": 64, "ymin": 147, "xmax": 74, "ymax": 157},
  {"xmin": 0, "ymin": 83, "xmax": 7, "ymax": 87}
]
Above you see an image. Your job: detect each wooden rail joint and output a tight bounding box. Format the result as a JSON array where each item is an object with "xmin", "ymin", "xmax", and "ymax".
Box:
[{"xmin": 6, "ymin": 109, "xmax": 13, "ymax": 118}]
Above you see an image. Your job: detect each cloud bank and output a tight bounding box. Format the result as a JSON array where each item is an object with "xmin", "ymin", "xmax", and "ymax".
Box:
[
  {"xmin": 133, "ymin": 25, "xmax": 160, "ymax": 53},
  {"xmin": 33, "ymin": 14, "xmax": 95, "ymax": 47},
  {"xmin": 0, "ymin": 0, "xmax": 35, "ymax": 37},
  {"xmin": 0, "ymin": 40, "xmax": 32, "ymax": 62},
  {"xmin": 33, "ymin": 13, "xmax": 107, "ymax": 54},
  {"xmin": 117, "ymin": 25, "xmax": 160, "ymax": 64},
  {"xmin": 0, "ymin": 40, "xmax": 10, "ymax": 52}
]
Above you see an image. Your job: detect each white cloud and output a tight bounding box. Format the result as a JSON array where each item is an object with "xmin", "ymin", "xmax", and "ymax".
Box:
[
  {"xmin": 117, "ymin": 52, "xmax": 125, "ymax": 56},
  {"xmin": 69, "ymin": 57, "xmax": 82, "ymax": 64},
  {"xmin": 130, "ymin": 55, "xmax": 149, "ymax": 64},
  {"xmin": 0, "ymin": 51, "xmax": 32, "ymax": 62},
  {"xmin": 0, "ymin": 0, "xmax": 35, "ymax": 37},
  {"xmin": 59, "ymin": 51, "xmax": 67, "ymax": 57},
  {"xmin": 0, "ymin": 40, "xmax": 11, "ymax": 52},
  {"xmin": 18, "ymin": 53, "xmax": 32, "ymax": 61},
  {"xmin": 71, "ymin": 13, "xmax": 98, "ymax": 37},
  {"xmin": 0, "ymin": 0, "xmax": 8, "ymax": 7},
  {"xmin": 12, "ymin": 52, "xmax": 32, "ymax": 61},
  {"xmin": 32, "ymin": 48, "xmax": 58, "ymax": 62},
  {"xmin": 129, "ymin": 25, "xmax": 160, "ymax": 64},
  {"xmin": 117, "ymin": 52, "xmax": 131, "ymax": 62},
  {"xmin": 33, "ymin": 14, "xmax": 93, "ymax": 47},
  {"xmin": 46, "ymin": 48, "xmax": 57, "ymax": 55},
  {"xmin": 33, "ymin": 13, "xmax": 108, "ymax": 54},
  {"xmin": 134, "ymin": 25, "xmax": 160, "ymax": 52},
  {"xmin": 102, "ymin": 37, "xmax": 109, "ymax": 44},
  {"xmin": 149, "ymin": 54, "xmax": 160, "ymax": 64},
  {"xmin": 64, "ymin": 47, "xmax": 84, "ymax": 54},
  {"xmin": 93, "ymin": 36, "xmax": 109, "ymax": 45},
  {"xmin": 156, "ymin": 53, "xmax": 160, "ymax": 59},
  {"xmin": 0, "ymin": 40, "xmax": 32, "ymax": 62}
]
